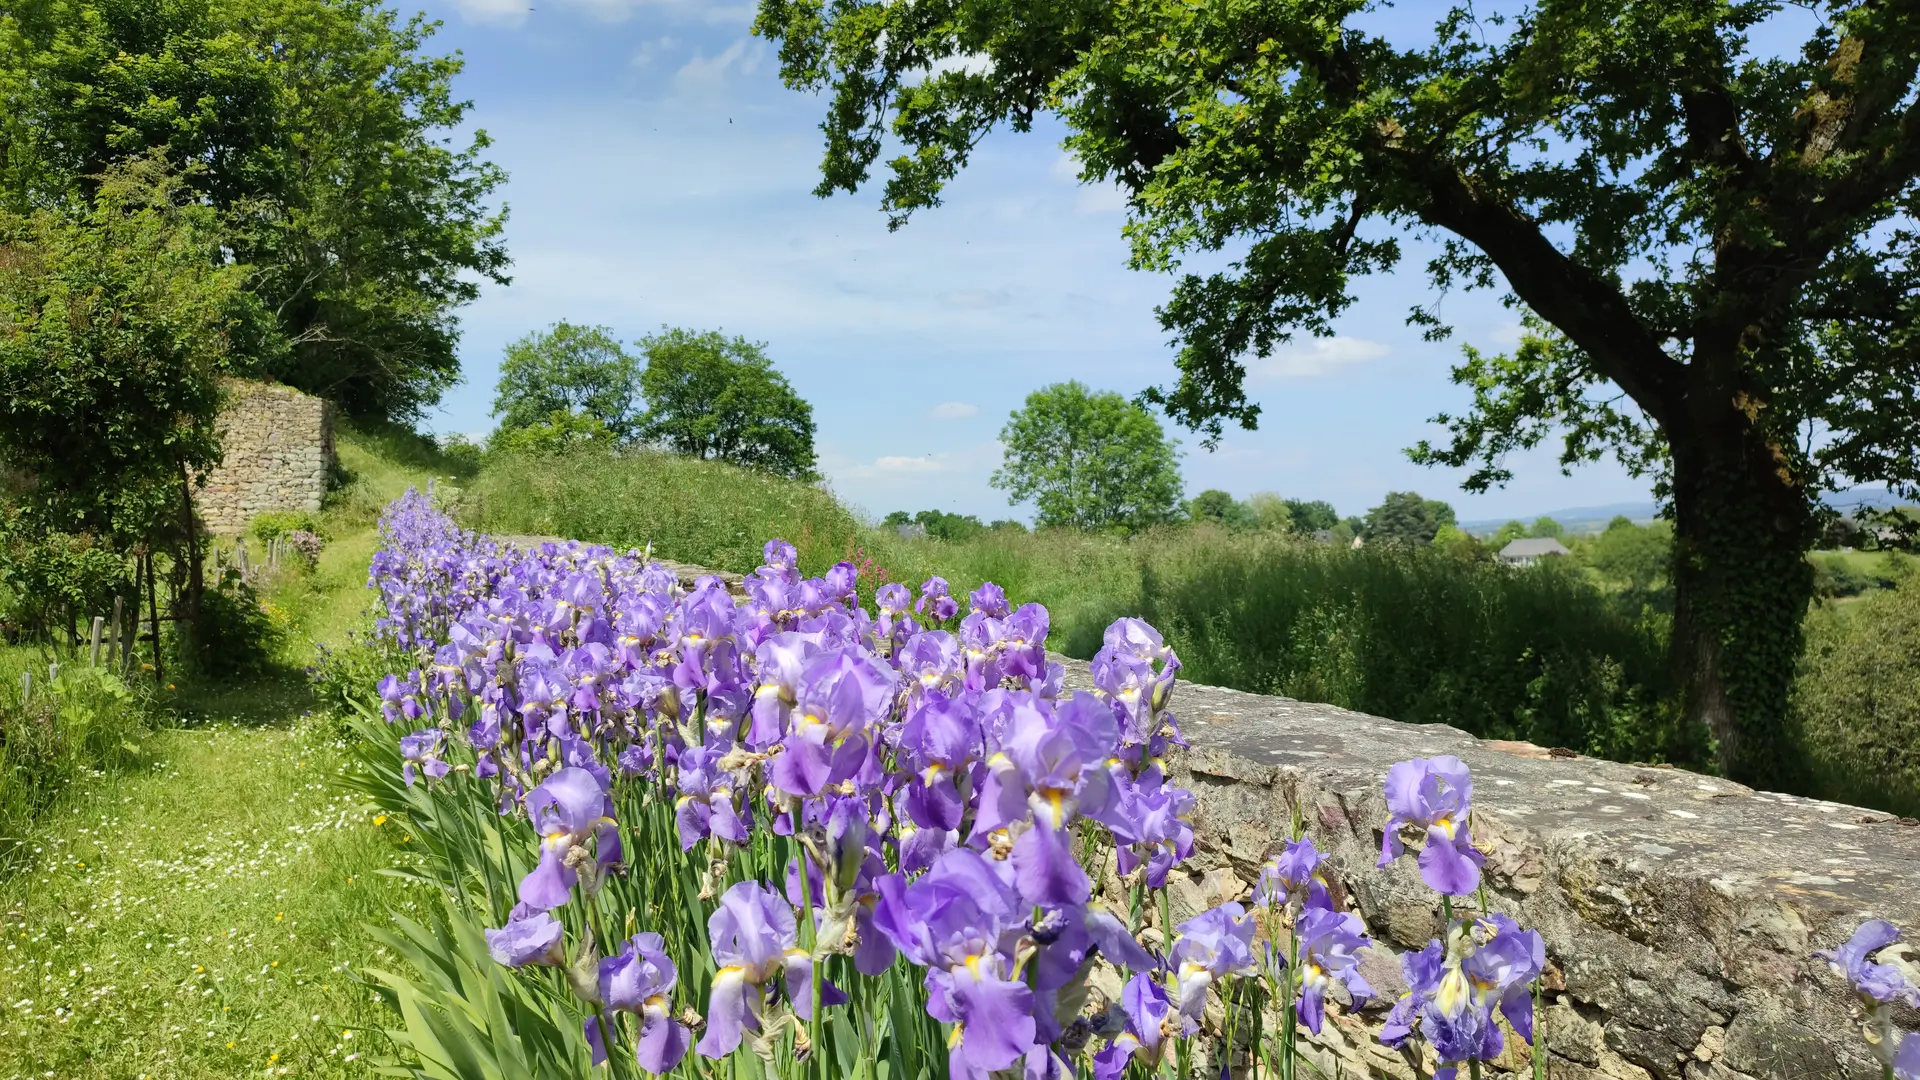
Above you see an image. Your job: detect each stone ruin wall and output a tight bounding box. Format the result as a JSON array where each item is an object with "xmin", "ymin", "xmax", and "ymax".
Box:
[
  {"xmin": 513, "ymin": 549, "xmax": 1920, "ymax": 1080},
  {"xmin": 196, "ymin": 380, "xmax": 333, "ymax": 535}
]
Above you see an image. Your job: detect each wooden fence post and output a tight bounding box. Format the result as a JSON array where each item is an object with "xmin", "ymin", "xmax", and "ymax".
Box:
[{"xmin": 89, "ymin": 616, "xmax": 105, "ymax": 667}]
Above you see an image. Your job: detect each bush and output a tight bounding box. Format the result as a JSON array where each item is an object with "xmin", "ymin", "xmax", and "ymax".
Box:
[
  {"xmin": 0, "ymin": 657, "xmax": 150, "ymax": 870},
  {"xmin": 177, "ymin": 573, "xmax": 281, "ymax": 679},
  {"xmin": 0, "ymin": 518, "xmax": 133, "ymax": 644},
  {"xmin": 248, "ymin": 510, "xmax": 321, "ymax": 543},
  {"xmin": 461, "ymin": 446, "xmax": 863, "ymax": 575},
  {"xmin": 1795, "ymin": 580, "xmax": 1920, "ymax": 816}
]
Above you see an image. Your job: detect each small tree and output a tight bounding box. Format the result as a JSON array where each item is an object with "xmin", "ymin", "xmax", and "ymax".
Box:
[
  {"xmin": 1530, "ymin": 517, "xmax": 1566, "ymax": 539},
  {"xmin": 992, "ymin": 382, "xmax": 1183, "ymax": 531},
  {"xmin": 1189, "ymin": 489, "xmax": 1256, "ymax": 529},
  {"xmin": 1492, "ymin": 521, "xmax": 1531, "ymax": 548},
  {"xmin": 1364, "ymin": 492, "xmax": 1456, "ymax": 546},
  {"xmin": 1283, "ymin": 499, "xmax": 1339, "ymax": 534},
  {"xmin": 1246, "ymin": 492, "xmax": 1292, "ymax": 532},
  {"xmin": 635, "ymin": 328, "xmax": 818, "ymax": 481},
  {"xmin": 492, "ymin": 323, "xmax": 642, "ymax": 440}
]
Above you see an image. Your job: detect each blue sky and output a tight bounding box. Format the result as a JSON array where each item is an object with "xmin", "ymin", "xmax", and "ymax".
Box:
[{"xmin": 412, "ymin": 0, "xmax": 1658, "ymax": 525}]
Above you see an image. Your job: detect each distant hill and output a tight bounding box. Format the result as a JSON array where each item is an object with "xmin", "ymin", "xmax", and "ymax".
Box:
[
  {"xmin": 1461, "ymin": 487, "xmax": 1912, "ymax": 537},
  {"xmin": 1460, "ymin": 502, "xmax": 1657, "ymax": 537}
]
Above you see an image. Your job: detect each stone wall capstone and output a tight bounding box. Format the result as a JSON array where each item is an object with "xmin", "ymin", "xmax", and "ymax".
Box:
[{"xmin": 196, "ymin": 380, "xmax": 333, "ymax": 535}]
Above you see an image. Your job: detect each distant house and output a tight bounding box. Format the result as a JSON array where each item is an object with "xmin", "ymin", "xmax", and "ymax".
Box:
[
  {"xmin": 1498, "ymin": 537, "xmax": 1571, "ymax": 566},
  {"xmin": 894, "ymin": 523, "xmax": 929, "ymax": 541}
]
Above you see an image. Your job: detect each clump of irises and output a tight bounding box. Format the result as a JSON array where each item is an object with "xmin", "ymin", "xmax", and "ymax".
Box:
[
  {"xmin": 360, "ymin": 489, "xmax": 1568, "ymax": 1079},
  {"xmin": 1817, "ymin": 920, "xmax": 1920, "ymax": 1080}
]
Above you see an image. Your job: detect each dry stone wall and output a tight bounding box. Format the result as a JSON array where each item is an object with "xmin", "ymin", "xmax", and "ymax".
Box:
[
  {"xmin": 1058, "ymin": 658, "xmax": 1920, "ymax": 1080},
  {"xmin": 196, "ymin": 380, "xmax": 333, "ymax": 535}
]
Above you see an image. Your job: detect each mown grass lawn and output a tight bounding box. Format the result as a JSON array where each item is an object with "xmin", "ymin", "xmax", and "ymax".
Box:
[{"xmin": 0, "ymin": 423, "xmax": 455, "ymax": 1080}]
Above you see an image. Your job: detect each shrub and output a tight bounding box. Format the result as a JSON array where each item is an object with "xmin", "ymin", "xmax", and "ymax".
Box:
[
  {"xmin": 248, "ymin": 510, "xmax": 321, "ymax": 543},
  {"xmin": 461, "ymin": 446, "xmax": 862, "ymax": 575},
  {"xmin": 283, "ymin": 529, "xmax": 324, "ymax": 570},
  {"xmin": 0, "ymin": 658, "xmax": 149, "ymax": 870},
  {"xmin": 177, "ymin": 572, "xmax": 280, "ymax": 679},
  {"xmin": 1795, "ymin": 580, "xmax": 1920, "ymax": 816}
]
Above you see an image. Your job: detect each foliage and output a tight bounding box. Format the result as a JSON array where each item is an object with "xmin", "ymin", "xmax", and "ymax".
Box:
[
  {"xmin": 1135, "ymin": 534, "xmax": 1693, "ymax": 765},
  {"xmin": 752, "ymin": 0, "xmax": 1920, "ymax": 789},
  {"xmin": 486, "ymin": 410, "xmax": 614, "ymax": 456},
  {"xmin": 1362, "ymin": 492, "xmax": 1456, "ymax": 547},
  {"xmin": 0, "ymin": 654, "xmax": 149, "ymax": 872},
  {"xmin": 1245, "ymin": 492, "xmax": 1292, "ymax": 532},
  {"xmin": 1796, "ymin": 575, "xmax": 1920, "ymax": 817},
  {"xmin": 0, "ymin": 154, "xmax": 253, "ymax": 540},
  {"xmin": 491, "ymin": 322, "xmax": 642, "ymax": 440},
  {"xmin": 177, "ymin": 573, "xmax": 281, "ymax": 681},
  {"xmin": 1283, "ymin": 499, "xmax": 1339, "ymax": 534},
  {"xmin": 462, "ymin": 445, "xmax": 861, "ymax": 576},
  {"xmin": 1188, "ymin": 489, "xmax": 1257, "ymax": 529},
  {"xmin": 0, "ymin": 0, "xmax": 510, "ymax": 424},
  {"xmin": 881, "ymin": 507, "xmax": 987, "ymax": 541},
  {"xmin": 634, "ymin": 327, "xmax": 818, "ymax": 480},
  {"xmin": 1577, "ymin": 517, "xmax": 1674, "ymax": 610},
  {"xmin": 0, "ymin": 516, "xmax": 133, "ymax": 643},
  {"xmin": 250, "ymin": 511, "xmax": 322, "ymax": 543},
  {"xmin": 991, "ymin": 381, "xmax": 1184, "ymax": 531},
  {"xmin": 1529, "ymin": 517, "xmax": 1566, "ymax": 539}
]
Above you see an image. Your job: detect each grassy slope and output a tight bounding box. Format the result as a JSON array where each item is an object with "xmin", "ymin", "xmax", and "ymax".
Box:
[{"xmin": 0, "ymin": 423, "xmax": 447, "ymax": 1080}]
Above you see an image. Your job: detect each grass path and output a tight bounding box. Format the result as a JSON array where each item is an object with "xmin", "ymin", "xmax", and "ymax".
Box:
[{"xmin": 1, "ymin": 428, "xmax": 447, "ymax": 1080}]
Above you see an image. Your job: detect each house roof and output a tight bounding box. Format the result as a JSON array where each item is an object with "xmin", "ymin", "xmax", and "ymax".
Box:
[{"xmin": 1499, "ymin": 537, "xmax": 1571, "ymax": 558}]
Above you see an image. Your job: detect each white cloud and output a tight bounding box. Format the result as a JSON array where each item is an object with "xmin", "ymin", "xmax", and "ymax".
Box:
[
  {"xmin": 874, "ymin": 455, "xmax": 946, "ymax": 473},
  {"xmin": 450, "ymin": 0, "xmax": 532, "ymax": 27},
  {"xmin": 674, "ymin": 38, "xmax": 765, "ymax": 91},
  {"xmin": 1252, "ymin": 336, "xmax": 1389, "ymax": 379},
  {"xmin": 630, "ymin": 37, "xmax": 678, "ymax": 68},
  {"xmin": 930, "ymin": 402, "xmax": 979, "ymax": 420}
]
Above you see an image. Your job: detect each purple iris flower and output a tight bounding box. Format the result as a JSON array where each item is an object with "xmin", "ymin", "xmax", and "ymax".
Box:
[
  {"xmin": 1816, "ymin": 920, "xmax": 1920, "ymax": 1006},
  {"xmin": 768, "ymin": 649, "xmax": 897, "ymax": 797},
  {"xmin": 597, "ymin": 932, "xmax": 691, "ymax": 1074},
  {"xmin": 675, "ymin": 745, "xmax": 749, "ymax": 850},
  {"xmin": 1294, "ymin": 907, "xmax": 1375, "ymax": 1034},
  {"xmin": 1255, "ymin": 836, "xmax": 1333, "ymax": 912},
  {"xmin": 1381, "ymin": 915, "xmax": 1544, "ymax": 1078},
  {"xmin": 978, "ymin": 693, "xmax": 1118, "ymax": 906},
  {"xmin": 1092, "ymin": 973, "xmax": 1174, "ymax": 1080},
  {"xmin": 870, "ymin": 849, "xmax": 1035, "ymax": 1075},
  {"xmin": 748, "ymin": 631, "xmax": 823, "ymax": 748},
  {"xmin": 1026, "ymin": 904, "xmax": 1155, "ymax": 993},
  {"xmin": 1381, "ymin": 938, "xmax": 1445, "ymax": 1048},
  {"xmin": 484, "ymin": 907, "xmax": 565, "ymax": 968},
  {"xmin": 874, "ymin": 583, "xmax": 918, "ymax": 645},
  {"xmin": 895, "ymin": 630, "xmax": 963, "ymax": 702},
  {"xmin": 762, "ymin": 538, "xmax": 798, "ymax": 578},
  {"xmin": 1104, "ymin": 770, "xmax": 1195, "ymax": 889},
  {"xmin": 1897, "ymin": 1033, "xmax": 1920, "ymax": 1080},
  {"xmin": 1379, "ymin": 755, "xmax": 1486, "ymax": 897},
  {"xmin": 968, "ymin": 581, "xmax": 1009, "ymax": 618},
  {"xmin": 915, "ymin": 576, "xmax": 958, "ymax": 622},
  {"xmin": 1169, "ymin": 902, "xmax": 1258, "ymax": 1027},
  {"xmin": 896, "ymin": 692, "xmax": 981, "ymax": 832},
  {"xmin": 518, "ymin": 767, "xmax": 617, "ymax": 911},
  {"xmin": 697, "ymin": 881, "xmax": 838, "ymax": 1059},
  {"xmin": 378, "ymin": 674, "xmax": 405, "ymax": 722},
  {"xmin": 399, "ymin": 728, "xmax": 450, "ymax": 785}
]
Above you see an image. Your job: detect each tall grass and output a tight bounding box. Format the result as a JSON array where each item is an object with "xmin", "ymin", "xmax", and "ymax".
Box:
[
  {"xmin": 0, "ymin": 647, "xmax": 151, "ymax": 870},
  {"xmin": 460, "ymin": 447, "xmax": 864, "ymax": 576}
]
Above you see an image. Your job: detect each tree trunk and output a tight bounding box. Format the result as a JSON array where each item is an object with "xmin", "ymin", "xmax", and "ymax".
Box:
[{"xmin": 1667, "ymin": 411, "xmax": 1816, "ymax": 791}]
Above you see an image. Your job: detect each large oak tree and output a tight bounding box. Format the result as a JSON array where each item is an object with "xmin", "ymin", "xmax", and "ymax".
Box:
[{"xmin": 753, "ymin": 0, "xmax": 1920, "ymax": 787}]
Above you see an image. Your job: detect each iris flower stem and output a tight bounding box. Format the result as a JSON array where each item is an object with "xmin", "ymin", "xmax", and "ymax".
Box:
[
  {"xmin": 1533, "ymin": 977, "xmax": 1547, "ymax": 1080},
  {"xmin": 797, "ymin": 844, "xmax": 822, "ymax": 1080},
  {"xmin": 1280, "ymin": 929, "xmax": 1299, "ymax": 1080},
  {"xmin": 1469, "ymin": 1062, "xmax": 1482, "ymax": 1080}
]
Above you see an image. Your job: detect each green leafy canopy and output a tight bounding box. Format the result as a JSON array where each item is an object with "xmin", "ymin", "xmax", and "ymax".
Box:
[
  {"xmin": 634, "ymin": 327, "xmax": 821, "ymax": 482},
  {"xmin": 991, "ymin": 381, "xmax": 1184, "ymax": 531}
]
